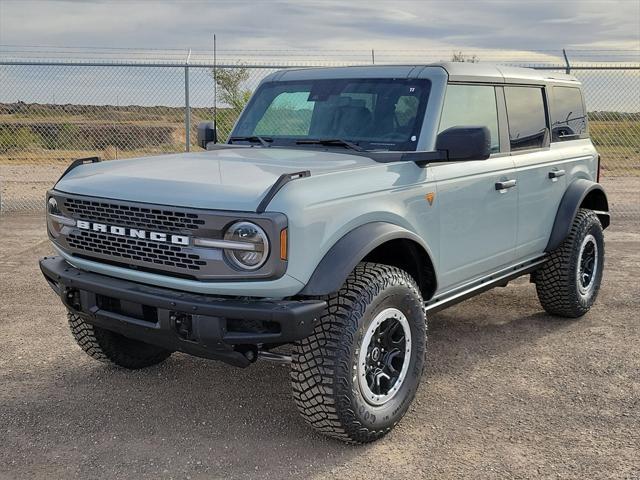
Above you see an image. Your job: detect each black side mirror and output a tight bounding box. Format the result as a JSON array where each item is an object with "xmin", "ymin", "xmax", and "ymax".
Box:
[
  {"xmin": 436, "ymin": 126, "xmax": 491, "ymax": 161},
  {"xmin": 197, "ymin": 122, "xmax": 217, "ymax": 149}
]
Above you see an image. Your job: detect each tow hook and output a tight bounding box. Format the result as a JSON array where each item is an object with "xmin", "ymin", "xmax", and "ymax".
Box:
[
  {"xmin": 234, "ymin": 345, "xmax": 258, "ymax": 363},
  {"xmin": 64, "ymin": 288, "xmax": 81, "ymax": 310},
  {"xmin": 171, "ymin": 312, "xmax": 194, "ymax": 340}
]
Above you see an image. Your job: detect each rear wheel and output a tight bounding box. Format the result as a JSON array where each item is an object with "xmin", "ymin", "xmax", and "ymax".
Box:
[
  {"xmin": 68, "ymin": 311, "xmax": 172, "ymax": 369},
  {"xmin": 535, "ymin": 209, "xmax": 605, "ymax": 318},
  {"xmin": 290, "ymin": 263, "xmax": 427, "ymax": 443}
]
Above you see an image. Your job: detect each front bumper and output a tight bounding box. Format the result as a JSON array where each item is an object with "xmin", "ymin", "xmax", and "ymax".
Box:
[{"xmin": 40, "ymin": 256, "xmax": 326, "ymax": 367}]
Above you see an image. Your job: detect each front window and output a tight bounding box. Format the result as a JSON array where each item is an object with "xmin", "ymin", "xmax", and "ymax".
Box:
[
  {"xmin": 438, "ymin": 84, "xmax": 500, "ymax": 153},
  {"xmin": 232, "ymin": 78, "xmax": 431, "ymax": 151}
]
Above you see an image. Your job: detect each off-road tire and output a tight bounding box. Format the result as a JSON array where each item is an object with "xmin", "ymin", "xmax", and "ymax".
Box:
[
  {"xmin": 68, "ymin": 311, "xmax": 172, "ymax": 369},
  {"xmin": 534, "ymin": 209, "xmax": 604, "ymax": 318},
  {"xmin": 290, "ymin": 262, "xmax": 427, "ymax": 443}
]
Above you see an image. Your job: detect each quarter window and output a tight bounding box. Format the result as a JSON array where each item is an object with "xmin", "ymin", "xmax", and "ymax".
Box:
[
  {"xmin": 504, "ymin": 86, "xmax": 548, "ymax": 151},
  {"xmin": 551, "ymin": 86, "xmax": 587, "ymax": 141},
  {"xmin": 438, "ymin": 85, "xmax": 500, "ymax": 153}
]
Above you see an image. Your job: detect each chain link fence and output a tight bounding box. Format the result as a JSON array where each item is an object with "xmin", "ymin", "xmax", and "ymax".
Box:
[{"xmin": 0, "ymin": 53, "xmax": 638, "ymax": 217}]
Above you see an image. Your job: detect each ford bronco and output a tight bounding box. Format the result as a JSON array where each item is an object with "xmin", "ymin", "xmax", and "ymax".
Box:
[{"xmin": 41, "ymin": 63, "xmax": 609, "ymax": 443}]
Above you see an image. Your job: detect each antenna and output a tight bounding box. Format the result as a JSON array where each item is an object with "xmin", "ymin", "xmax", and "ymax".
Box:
[{"xmin": 213, "ymin": 34, "xmax": 218, "ymax": 128}]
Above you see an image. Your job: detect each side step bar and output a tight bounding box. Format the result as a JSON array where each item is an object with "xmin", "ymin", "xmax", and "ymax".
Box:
[
  {"xmin": 259, "ymin": 350, "xmax": 292, "ymax": 363},
  {"xmin": 425, "ymin": 257, "xmax": 547, "ymax": 314}
]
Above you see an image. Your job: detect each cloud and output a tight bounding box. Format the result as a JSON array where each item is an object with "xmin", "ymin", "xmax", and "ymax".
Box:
[{"xmin": 0, "ymin": 0, "xmax": 638, "ymax": 63}]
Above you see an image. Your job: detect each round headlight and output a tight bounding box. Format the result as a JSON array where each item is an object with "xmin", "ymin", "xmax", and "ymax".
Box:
[
  {"xmin": 48, "ymin": 197, "xmax": 61, "ymax": 215},
  {"xmin": 47, "ymin": 197, "xmax": 67, "ymax": 237},
  {"xmin": 223, "ymin": 221, "xmax": 269, "ymax": 270}
]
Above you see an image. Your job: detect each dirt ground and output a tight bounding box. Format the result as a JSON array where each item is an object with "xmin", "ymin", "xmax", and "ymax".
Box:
[{"xmin": 0, "ymin": 214, "xmax": 638, "ymax": 480}]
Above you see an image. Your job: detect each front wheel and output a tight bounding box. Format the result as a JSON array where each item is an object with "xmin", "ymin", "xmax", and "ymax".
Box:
[
  {"xmin": 290, "ymin": 263, "xmax": 427, "ymax": 443},
  {"xmin": 68, "ymin": 311, "xmax": 172, "ymax": 369},
  {"xmin": 534, "ymin": 209, "xmax": 605, "ymax": 318}
]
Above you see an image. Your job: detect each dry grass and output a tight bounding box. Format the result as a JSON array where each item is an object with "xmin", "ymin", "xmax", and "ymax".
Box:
[{"xmin": 0, "ymin": 103, "xmax": 638, "ymax": 213}]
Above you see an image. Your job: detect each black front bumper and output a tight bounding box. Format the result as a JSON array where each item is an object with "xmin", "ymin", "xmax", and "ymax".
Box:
[{"xmin": 40, "ymin": 257, "xmax": 326, "ymax": 367}]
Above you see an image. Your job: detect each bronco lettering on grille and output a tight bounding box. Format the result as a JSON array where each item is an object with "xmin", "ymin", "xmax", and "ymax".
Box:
[{"xmin": 76, "ymin": 220, "xmax": 190, "ymax": 246}]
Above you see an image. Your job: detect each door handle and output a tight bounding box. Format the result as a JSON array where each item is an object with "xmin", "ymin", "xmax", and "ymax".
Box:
[
  {"xmin": 495, "ymin": 179, "xmax": 517, "ymax": 191},
  {"xmin": 548, "ymin": 169, "xmax": 566, "ymax": 179}
]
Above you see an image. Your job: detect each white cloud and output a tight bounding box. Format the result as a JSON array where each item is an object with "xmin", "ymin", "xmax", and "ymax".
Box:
[{"xmin": 0, "ymin": 0, "xmax": 637, "ymax": 63}]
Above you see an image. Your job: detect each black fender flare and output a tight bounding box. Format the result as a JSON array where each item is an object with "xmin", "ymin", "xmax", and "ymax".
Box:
[
  {"xmin": 545, "ymin": 178, "xmax": 610, "ymax": 252},
  {"xmin": 299, "ymin": 222, "xmax": 434, "ymax": 296}
]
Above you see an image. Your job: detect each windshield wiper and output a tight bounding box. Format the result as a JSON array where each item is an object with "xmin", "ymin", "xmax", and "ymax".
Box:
[
  {"xmin": 296, "ymin": 138, "xmax": 364, "ymax": 152},
  {"xmin": 229, "ymin": 136, "xmax": 273, "ymax": 147}
]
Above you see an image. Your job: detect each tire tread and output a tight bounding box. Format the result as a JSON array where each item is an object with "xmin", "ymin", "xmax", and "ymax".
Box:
[
  {"xmin": 290, "ymin": 262, "xmax": 426, "ymax": 443},
  {"xmin": 68, "ymin": 311, "xmax": 171, "ymax": 369},
  {"xmin": 535, "ymin": 208, "xmax": 604, "ymax": 318}
]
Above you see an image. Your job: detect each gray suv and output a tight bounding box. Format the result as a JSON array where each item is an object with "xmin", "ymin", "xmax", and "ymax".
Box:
[{"xmin": 41, "ymin": 63, "xmax": 609, "ymax": 443}]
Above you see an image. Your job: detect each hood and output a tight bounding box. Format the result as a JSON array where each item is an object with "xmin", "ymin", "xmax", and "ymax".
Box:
[{"xmin": 54, "ymin": 147, "xmax": 376, "ymax": 211}]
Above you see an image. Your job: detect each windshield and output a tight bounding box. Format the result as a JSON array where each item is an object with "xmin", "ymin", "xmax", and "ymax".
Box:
[{"xmin": 232, "ymin": 78, "xmax": 431, "ymax": 151}]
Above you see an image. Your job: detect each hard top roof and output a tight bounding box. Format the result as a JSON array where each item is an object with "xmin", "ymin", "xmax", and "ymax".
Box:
[{"xmin": 265, "ymin": 62, "xmax": 579, "ymax": 86}]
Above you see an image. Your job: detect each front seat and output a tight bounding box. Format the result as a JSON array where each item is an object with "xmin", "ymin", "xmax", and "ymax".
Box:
[{"xmin": 333, "ymin": 99, "xmax": 372, "ymax": 137}]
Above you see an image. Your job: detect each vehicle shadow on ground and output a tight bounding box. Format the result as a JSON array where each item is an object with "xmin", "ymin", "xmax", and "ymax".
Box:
[{"xmin": 2, "ymin": 287, "xmax": 582, "ymax": 479}]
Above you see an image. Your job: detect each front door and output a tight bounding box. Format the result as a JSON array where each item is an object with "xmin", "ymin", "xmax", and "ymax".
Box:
[
  {"xmin": 432, "ymin": 84, "xmax": 518, "ymax": 291},
  {"xmin": 432, "ymin": 157, "xmax": 518, "ymax": 290}
]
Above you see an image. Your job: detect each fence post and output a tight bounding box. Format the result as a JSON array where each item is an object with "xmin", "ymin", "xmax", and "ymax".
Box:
[
  {"xmin": 562, "ymin": 48, "xmax": 571, "ymax": 74},
  {"xmin": 184, "ymin": 49, "xmax": 192, "ymax": 152}
]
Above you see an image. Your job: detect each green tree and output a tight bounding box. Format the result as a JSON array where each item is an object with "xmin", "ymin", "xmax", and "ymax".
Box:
[
  {"xmin": 209, "ymin": 66, "xmax": 253, "ymax": 140},
  {"xmin": 214, "ymin": 67, "xmax": 252, "ymax": 110}
]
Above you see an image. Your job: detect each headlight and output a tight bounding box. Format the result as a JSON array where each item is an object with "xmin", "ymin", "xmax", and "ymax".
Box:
[
  {"xmin": 48, "ymin": 197, "xmax": 61, "ymax": 215},
  {"xmin": 223, "ymin": 221, "xmax": 269, "ymax": 270},
  {"xmin": 46, "ymin": 196, "xmax": 75, "ymax": 237}
]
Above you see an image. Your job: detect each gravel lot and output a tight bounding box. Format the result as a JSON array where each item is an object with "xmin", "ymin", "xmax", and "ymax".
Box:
[{"xmin": 1, "ymin": 214, "xmax": 638, "ymax": 480}]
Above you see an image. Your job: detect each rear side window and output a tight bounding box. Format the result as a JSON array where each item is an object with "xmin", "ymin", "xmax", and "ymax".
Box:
[
  {"xmin": 504, "ymin": 86, "xmax": 548, "ymax": 151},
  {"xmin": 551, "ymin": 86, "xmax": 587, "ymax": 141},
  {"xmin": 438, "ymin": 84, "xmax": 500, "ymax": 153}
]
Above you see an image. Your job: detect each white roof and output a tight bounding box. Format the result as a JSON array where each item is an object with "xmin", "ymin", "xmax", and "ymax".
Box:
[
  {"xmin": 268, "ymin": 62, "xmax": 579, "ymax": 86},
  {"xmin": 438, "ymin": 62, "xmax": 578, "ymax": 85}
]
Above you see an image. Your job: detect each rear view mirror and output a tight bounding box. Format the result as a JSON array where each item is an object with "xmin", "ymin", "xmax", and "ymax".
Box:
[
  {"xmin": 436, "ymin": 126, "xmax": 491, "ymax": 161},
  {"xmin": 197, "ymin": 122, "xmax": 217, "ymax": 149}
]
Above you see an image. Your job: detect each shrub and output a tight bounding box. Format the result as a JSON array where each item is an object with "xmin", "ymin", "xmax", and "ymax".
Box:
[{"xmin": 0, "ymin": 126, "xmax": 43, "ymax": 152}]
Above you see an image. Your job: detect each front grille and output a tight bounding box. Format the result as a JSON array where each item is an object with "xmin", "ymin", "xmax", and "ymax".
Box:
[
  {"xmin": 63, "ymin": 197, "xmax": 205, "ymax": 232},
  {"xmin": 51, "ymin": 192, "xmax": 286, "ymax": 281},
  {"xmin": 68, "ymin": 230, "xmax": 206, "ymax": 271}
]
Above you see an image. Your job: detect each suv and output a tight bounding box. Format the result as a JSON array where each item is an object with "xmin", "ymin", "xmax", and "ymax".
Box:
[{"xmin": 41, "ymin": 63, "xmax": 609, "ymax": 443}]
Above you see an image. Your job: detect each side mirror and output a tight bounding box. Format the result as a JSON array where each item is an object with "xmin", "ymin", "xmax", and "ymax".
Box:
[
  {"xmin": 197, "ymin": 122, "xmax": 217, "ymax": 149},
  {"xmin": 435, "ymin": 126, "xmax": 491, "ymax": 161}
]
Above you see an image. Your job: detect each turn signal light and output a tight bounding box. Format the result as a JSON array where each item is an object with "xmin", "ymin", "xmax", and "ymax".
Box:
[{"xmin": 280, "ymin": 228, "xmax": 288, "ymax": 260}]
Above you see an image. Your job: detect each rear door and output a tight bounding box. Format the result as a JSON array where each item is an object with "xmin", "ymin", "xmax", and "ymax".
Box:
[
  {"xmin": 507, "ymin": 85, "xmax": 569, "ymax": 258},
  {"xmin": 432, "ymin": 84, "xmax": 518, "ymax": 290}
]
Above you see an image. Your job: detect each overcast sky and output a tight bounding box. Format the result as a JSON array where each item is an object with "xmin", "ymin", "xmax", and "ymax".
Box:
[
  {"xmin": 0, "ymin": 0, "xmax": 638, "ymax": 110},
  {"xmin": 1, "ymin": 0, "xmax": 639, "ymax": 63}
]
